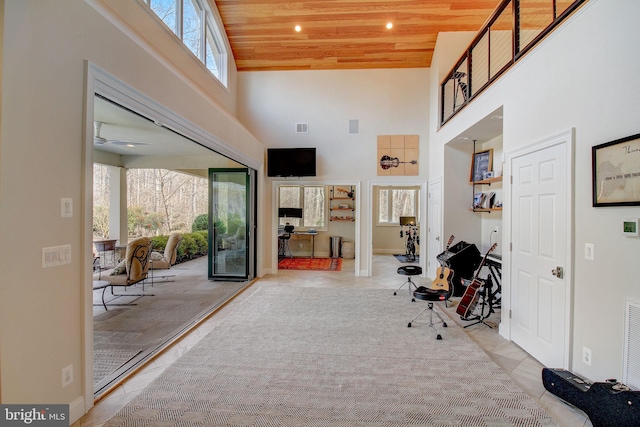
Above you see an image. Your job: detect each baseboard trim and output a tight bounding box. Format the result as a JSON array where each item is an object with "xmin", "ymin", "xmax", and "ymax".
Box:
[{"xmin": 69, "ymin": 396, "xmax": 86, "ymax": 425}]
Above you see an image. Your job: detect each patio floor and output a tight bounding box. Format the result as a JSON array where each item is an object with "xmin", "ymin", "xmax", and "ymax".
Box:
[{"xmin": 92, "ymin": 255, "xmax": 248, "ymax": 394}]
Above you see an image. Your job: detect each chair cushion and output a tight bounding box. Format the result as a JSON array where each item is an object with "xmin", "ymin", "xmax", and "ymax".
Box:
[
  {"xmin": 125, "ymin": 237, "xmax": 152, "ymax": 280},
  {"xmin": 164, "ymin": 233, "xmax": 181, "ymax": 266}
]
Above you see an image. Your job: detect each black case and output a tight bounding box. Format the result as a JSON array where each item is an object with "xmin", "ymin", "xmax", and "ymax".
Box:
[{"xmin": 542, "ymin": 368, "xmax": 640, "ymax": 427}]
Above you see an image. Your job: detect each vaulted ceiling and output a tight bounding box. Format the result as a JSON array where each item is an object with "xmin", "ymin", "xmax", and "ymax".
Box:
[{"xmin": 215, "ymin": 0, "xmax": 499, "ymax": 71}]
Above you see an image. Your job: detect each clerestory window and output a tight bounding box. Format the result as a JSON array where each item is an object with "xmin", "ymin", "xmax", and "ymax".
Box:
[{"xmin": 145, "ymin": 0, "xmax": 227, "ymax": 86}]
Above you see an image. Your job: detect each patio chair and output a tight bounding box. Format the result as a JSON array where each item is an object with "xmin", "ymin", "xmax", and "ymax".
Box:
[
  {"xmin": 150, "ymin": 232, "xmax": 182, "ymax": 282},
  {"xmin": 95, "ymin": 237, "xmax": 154, "ymax": 310}
]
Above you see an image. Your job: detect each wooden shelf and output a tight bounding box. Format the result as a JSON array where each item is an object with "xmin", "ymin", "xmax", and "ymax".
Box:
[
  {"xmin": 330, "ymin": 207, "xmax": 354, "ymax": 211},
  {"xmin": 330, "ymin": 217, "xmax": 355, "ymax": 221},
  {"xmin": 470, "ymin": 207, "xmax": 503, "ymax": 213},
  {"xmin": 470, "ymin": 176, "xmax": 503, "ymax": 185}
]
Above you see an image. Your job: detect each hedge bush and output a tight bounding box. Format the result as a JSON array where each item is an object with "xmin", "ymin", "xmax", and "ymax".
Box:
[{"xmin": 150, "ymin": 230, "xmax": 209, "ymax": 264}]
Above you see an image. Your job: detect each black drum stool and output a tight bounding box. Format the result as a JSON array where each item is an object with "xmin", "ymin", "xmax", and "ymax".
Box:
[
  {"xmin": 394, "ymin": 265, "xmax": 422, "ymax": 302},
  {"xmin": 407, "ymin": 287, "xmax": 450, "ymax": 340}
]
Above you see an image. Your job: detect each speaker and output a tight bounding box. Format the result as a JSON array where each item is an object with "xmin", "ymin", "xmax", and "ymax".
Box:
[
  {"xmin": 349, "ymin": 119, "xmax": 359, "ymax": 134},
  {"xmin": 436, "ymin": 241, "xmax": 482, "ymax": 296}
]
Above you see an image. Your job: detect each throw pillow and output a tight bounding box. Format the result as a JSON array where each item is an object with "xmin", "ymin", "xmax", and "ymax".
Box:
[{"xmin": 109, "ymin": 259, "xmax": 126, "ymax": 275}]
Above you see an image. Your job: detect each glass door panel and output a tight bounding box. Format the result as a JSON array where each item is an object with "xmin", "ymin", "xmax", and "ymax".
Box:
[{"xmin": 208, "ymin": 168, "xmax": 252, "ymax": 280}]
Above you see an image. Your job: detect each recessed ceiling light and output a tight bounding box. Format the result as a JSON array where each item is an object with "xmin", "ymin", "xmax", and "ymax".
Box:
[
  {"xmin": 295, "ymin": 25, "xmax": 301, "ymax": 32},
  {"xmin": 386, "ymin": 22, "xmax": 393, "ymax": 30}
]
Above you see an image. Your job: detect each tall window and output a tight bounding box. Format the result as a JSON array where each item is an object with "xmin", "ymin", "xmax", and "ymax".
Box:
[
  {"xmin": 378, "ymin": 187, "xmax": 420, "ymax": 225},
  {"xmin": 146, "ymin": 0, "xmax": 227, "ymax": 85},
  {"xmin": 278, "ymin": 186, "xmax": 326, "ymax": 229}
]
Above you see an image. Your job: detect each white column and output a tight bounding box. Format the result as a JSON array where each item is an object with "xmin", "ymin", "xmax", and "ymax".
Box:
[{"xmin": 107, "ymin": 166, "xmax": 128, "ymax": 244}]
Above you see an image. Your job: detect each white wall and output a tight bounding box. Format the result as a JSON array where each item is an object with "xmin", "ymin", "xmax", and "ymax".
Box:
[
  {"xmin": 430, "ymin": 0, "xmax": 640, "ymax": 382},
  {"xmin": 0, "ymin": 0, "xmax": 263, "ymax": 420},
  {"xmin": 237, "ymin": 69, "xmax": 430, "ymax": 274}
]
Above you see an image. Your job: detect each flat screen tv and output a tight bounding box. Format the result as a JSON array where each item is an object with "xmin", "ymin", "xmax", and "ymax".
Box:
[{"xmin": 267, "ymin": 148, "xmax": 317, "ymax": 177}]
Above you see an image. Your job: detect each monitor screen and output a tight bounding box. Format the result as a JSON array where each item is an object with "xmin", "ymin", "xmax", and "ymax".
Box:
[{"xmin": 267, "ymin": 148, "xmax": 316, "ymax": 177}]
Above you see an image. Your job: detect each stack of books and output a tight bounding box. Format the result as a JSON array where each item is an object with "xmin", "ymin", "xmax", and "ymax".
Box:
[{"xmin": 473, "ymin": 191, "xmax": 496, "ymax": 209}]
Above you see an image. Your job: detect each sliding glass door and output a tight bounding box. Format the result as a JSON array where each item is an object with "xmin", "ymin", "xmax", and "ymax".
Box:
[{"xmin": 208, "ymin": 168, "xmax": 255, "ymax": 280}]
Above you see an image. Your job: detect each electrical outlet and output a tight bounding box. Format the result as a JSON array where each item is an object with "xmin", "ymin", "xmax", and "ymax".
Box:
[
  {"xmin": 62, "ymin": 364, "xmax": 73, "ymax": 388},
  {"xmin": 582, "ymin": 347, "xmax": 592, "ymax": 366}
]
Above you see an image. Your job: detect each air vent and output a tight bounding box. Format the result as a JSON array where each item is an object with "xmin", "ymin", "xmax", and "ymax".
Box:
[
  {"xmin": 623, "ymin": 299, "xmax": 640, "ymax": 390},
  {"xmin": 296, "ymin": 122, "xmax": 309, "ymax": 134},
  {"xmin": 349, "ymin": 119, "xmax": 359, "ymax": 134}
]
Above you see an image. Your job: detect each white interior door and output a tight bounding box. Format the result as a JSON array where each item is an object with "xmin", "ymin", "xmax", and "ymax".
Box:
[
  {"xmin": 509, "ymin": 133, "xmax": 571, "ymax": 368},
  {"xmin": 427, "ymin": 178, "xmax": 442, "ymax": 279}
]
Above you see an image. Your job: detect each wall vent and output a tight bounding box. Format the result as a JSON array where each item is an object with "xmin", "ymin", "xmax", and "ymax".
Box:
[
  {"xmin": 623, "ymin": 299, "xmax": 640, "ymax": 390},
  {"xmin": 349, "ymin": 119, "xmax": 359, "ymax": 134},
  {"xmin": 295, "ymin": 122, "xmax": 309, "ymax": 134}
]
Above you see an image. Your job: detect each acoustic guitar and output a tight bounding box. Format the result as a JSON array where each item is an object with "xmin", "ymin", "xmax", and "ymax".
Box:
[
  {"xmin": 430, "ymin": 235, "xmax": 455, "ymax": 292},
  {"xmin": 456, "ymin": 243, "xmax": 497, "ymax": 319}
]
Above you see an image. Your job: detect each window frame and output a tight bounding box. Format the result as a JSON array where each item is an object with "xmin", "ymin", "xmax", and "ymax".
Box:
[
  {"xmin": 376, "ymin": 186, "xmax": 420, "ymax": 226},
  {"xmin": 278, "ymin": 185, "xmax": 328, "ymax": 231}
]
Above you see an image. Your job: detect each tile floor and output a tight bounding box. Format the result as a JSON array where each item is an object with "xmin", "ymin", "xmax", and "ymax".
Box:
[{"xmin": 74, "ymin": 256, "xmax": 592, "ymax": 427}]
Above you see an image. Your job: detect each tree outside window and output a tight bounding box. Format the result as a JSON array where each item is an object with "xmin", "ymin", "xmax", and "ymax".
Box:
[
  {"xmin": 278, "ymin": 185, "xmax": 326, "ymax": 229},
  {"xmin": 378, "ymin": 187, "xmax": 419, "ymax": 224}
]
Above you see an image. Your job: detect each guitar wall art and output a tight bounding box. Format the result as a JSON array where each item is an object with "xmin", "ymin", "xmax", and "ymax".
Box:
[{"xmin": 377, "ymin": 134, "xmax": 419, "ymax": 176}]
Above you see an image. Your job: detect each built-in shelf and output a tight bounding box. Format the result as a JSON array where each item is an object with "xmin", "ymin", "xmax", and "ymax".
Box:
[{"xmin": 330, "ymin": 186, "xmax": 355, "ymax": 222}]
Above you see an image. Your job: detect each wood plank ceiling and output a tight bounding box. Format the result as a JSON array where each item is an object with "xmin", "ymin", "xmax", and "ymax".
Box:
[{"xmin": 215, "ymin": 0, "xmax": 500, "ymax": 71}]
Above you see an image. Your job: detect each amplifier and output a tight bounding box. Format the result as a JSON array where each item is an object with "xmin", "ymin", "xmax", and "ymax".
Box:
[{"xmin": 542, "ymin": 368, "xmax": 639, "ymax": 427}]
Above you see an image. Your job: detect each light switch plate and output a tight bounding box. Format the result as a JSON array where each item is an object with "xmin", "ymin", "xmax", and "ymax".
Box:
[{"xmin": 61, "ymin": 198, "xmax": 72, "ymax": 217}]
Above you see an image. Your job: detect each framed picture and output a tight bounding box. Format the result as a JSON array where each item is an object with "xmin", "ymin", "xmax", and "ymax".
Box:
[
  {"xmin": 469, "ymin": 149, "xmax": 493, "ymax": 183},
  {"xmin": 592, "ymin": 133, "xmax": 640, "ymax": 206}
]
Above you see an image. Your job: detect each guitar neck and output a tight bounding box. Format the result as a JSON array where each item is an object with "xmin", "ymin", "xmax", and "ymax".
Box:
[{"xmin": 471, "ymin": 243, "xmax": 497, "ymax": 283}]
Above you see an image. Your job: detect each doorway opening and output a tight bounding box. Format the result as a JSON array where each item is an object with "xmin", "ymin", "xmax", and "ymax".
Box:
[{"xmin": 89, "ymin": 86, "xmax": 257, "ymax": 399}]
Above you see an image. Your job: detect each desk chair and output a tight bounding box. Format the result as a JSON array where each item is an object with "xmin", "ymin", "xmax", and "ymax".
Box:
[
  {"xmin": 279, "ymin": 232, "xmax": 293, "ymax": 258},
  {"xmin": 408, "ymin": 287, "xmax": 450, "ymax": 340}
]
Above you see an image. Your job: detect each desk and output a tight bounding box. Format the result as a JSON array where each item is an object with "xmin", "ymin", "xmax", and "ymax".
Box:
[
  {"xmin": 278, "ymin": 231, "xmax": 317, "ymax": 258},
  {"xmin": 295, "ymin": 232, "xmax": 317, "ymax": 258}
]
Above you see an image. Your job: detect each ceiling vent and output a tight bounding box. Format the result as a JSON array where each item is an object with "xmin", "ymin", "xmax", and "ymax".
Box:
[{"xmin": 296, "ymin": 122, "xmax": 309, "ymax": 134}]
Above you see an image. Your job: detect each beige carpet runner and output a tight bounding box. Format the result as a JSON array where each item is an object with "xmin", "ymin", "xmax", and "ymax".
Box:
[{"xmin": 105, "ymin": 287, "xmax": 557, "ymax": 426}]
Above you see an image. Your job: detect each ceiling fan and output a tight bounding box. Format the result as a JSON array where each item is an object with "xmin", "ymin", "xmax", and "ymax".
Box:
[{"xmin": 93, "ymin": 121, "xmax": 151, "ymax": 147}]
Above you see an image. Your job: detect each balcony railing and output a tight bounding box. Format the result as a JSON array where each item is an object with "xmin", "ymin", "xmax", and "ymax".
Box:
[{"xmin": 440, "ymin": 0, "xmax": 587, "ymax": 126}]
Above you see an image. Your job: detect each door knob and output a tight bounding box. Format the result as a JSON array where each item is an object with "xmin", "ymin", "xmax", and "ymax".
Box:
[{"xmin": 551, "ymin": 266, "xmax": 564, "ymax": 278}]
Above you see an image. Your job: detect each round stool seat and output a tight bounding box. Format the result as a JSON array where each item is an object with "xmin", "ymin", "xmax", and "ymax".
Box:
[
  {"xmin": 397, "ymin": 265, "xmax": 422, "ymax": 276},
  {"xmin": 413, "ymin": 287, "xmax": 449, "ymax": 301}
]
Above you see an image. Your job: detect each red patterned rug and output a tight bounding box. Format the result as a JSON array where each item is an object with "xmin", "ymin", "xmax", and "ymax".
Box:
[{"xmin": 278, "ymin": 257, "xmax": 342, "ymax": 271}]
